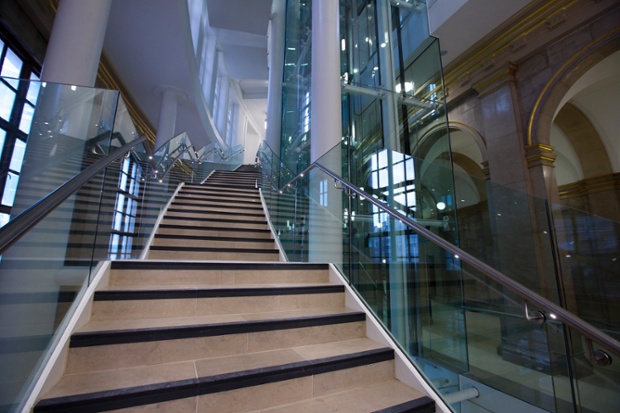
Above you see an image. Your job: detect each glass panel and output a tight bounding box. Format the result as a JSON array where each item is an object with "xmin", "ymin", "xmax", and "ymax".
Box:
[
  {"xmin": 18, "ymin": 103, "xmax": 34, "ymax": 133},
  {"xmin": 9, "ymin": 80, "xmax": 121, "ymax": 216},
  {"xmin": 2, "ymin": 172, "xmax": 19, "ymax": 206},
  {"xmin": 0, "ymin": 128, "xmax": 6, "ymax": 154},
  {"xmin": 280, "ymin": 0, "xmax": 312, "ymax": 174},
  {"xmin": 26, "ymin": 73, "xmax": 41, "ymax": 104},
  {"xmin": 9, "ymin": 139, "xmax": 26, "ymax": 172},
  {"xmin": 257, "ymin": 138, "xmax": 620, "ymax": 412},
  {"xmin": 1, "ymin": 49, "xmax": 23, "ymax": 88},
  {"xmin": 0, "ymin": 81, "xmax": 15, "ymax": 120},
  {"xmin": 0, "ymin": 211, "xmax": 9, "ymax": 228}
]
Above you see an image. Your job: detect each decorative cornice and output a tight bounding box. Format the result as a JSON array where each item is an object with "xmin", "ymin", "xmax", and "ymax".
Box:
[
  {"xmin": 472, "ymin": 62, "xmax": 517, "ymax": 98},
  {"xmin": 558, "ymin": 173, "xmax": 620, "ymax": 198},
  {"xmin": 443, "ymin": 0, "xmax": 616, "ymax": 102}
]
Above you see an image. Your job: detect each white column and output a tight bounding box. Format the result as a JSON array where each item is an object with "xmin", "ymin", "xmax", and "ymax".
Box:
[
  {"xmin": 154, "ymin": 87, "xmax": 182, "ymax": 151},
  {"xmin": 310, "ymin": 0, "xmax": 342, "ymax": 162},
  {"xmin": 308, "ymin": 0, "xmax": 343, "ymax": 264},
  {"xmin": 266, "ymin": 0, "xmax": 286, "ymax": 156},
  {"xmin": 41, "ymin": 0, "xmax": 112, "ymax": 87}
]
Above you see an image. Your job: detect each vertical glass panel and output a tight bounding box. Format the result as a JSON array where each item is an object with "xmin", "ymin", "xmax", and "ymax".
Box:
[
  {"xmin": 280, "ymin": 0, "xmax": 312, "ymax": 174},
  {"xmin": 9, "ymin": 139, "xmax": 26, "ymax": 172},
  {"xmin": 0, "ymin": 128, "xmax": 6, "ymax": 154},
  {"xmin": 2, "ymin": 172, "xmax": 19, "ymax": 206},
  {"xmin": 0, "ymin": 211, "xmax": 9, "ymax": 228},
  {"xmin": 26, "ymin": 73, "xmax": 41, "ymax": 104},
  {"xmin": 0, "ymin": 81, "xmax": 16, "ymax": 120},
  {"xmin": 1, "ymin": 49, "xmax": 23, "ymax": 88},
  {"xmin": 19, "ymin": 103, "xmax": 34, "ymax": 133}
]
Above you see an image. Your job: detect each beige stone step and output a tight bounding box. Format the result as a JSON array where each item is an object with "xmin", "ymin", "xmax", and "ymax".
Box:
[
  {"xmin": 146, "ymin": 249, "xmax": 280, "ymax": 261},
  {"xmin": 65, "ymin": 308, "xmax": 367, "ymax": 373},
  {"xmin": 160, "ymin": 217, "xmax": 270, "ymax": 230},
  {"xmin": 108, "ymin": 262, "xmax": 331, "ymax": 287},
  {"xmin": 90, "ymin": 285, "xmax": 344, "ymax": 321},
  {"xmin": 151, "ymin": 236, "xmax": 275, "ymax": 250},
  {"xmin": 155, "ymin": 226, "xmax": 272, "ymax": 239},
  {"xmin": 46, "ymin": 338, "xmax": 385, "ymax": 399}
]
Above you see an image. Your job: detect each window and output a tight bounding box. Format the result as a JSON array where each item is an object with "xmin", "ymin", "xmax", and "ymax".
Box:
[
  {"xmin": 0, "ymin": 34, "xmax": 40, "ymax": 226},
  {"xmin": 109, "ymin": 156, "xmax": 143, "ymax": 259}
]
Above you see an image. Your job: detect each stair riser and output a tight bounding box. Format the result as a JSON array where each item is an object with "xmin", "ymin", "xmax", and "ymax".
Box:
[
  {"xmin": 91, "ymin": 292, "xmax": 344, "ymax": 321},
  {"xmin": 108, "ymin": 268, "xmax": 330, "ymax": 287},
  {"xmin": 65, "ymin": 321, "xmax": 366, "ymax": 373},
  {"xmin": 147, "ymin": 250, "xmax": 279, "ymax": 261}
]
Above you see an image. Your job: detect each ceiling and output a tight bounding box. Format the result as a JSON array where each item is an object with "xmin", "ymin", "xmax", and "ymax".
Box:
[
  {"xmin": 100, "ymin": 0, "xmax": 535, "ymax": 152},
  {"xmin": 103, "ymin": 0, "xmax": 271, "ymax": 150}
]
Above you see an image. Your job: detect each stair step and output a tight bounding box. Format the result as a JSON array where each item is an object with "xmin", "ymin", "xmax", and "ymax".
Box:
[
  {"xmin": 147, "ymin": 245, "xmax": 280, "ymax": 261},
  {"xmin": 91, "ymin": 284, "xmax": 345, "ymax": 320},
  {"xmin": 156, "ymin": 224, "xmax": 272, "ymax": 238},
  {"xmin": 152, "ymin": 234, "xmax": 275, "ymax": 249},
  {"xmin": 108, "ymin": 261, "xmax": 331, "ymax": 287},
  {"xmin": 37, "ymin": 341, "xmax": 417, "ymax": 413},
  {"xmin": 160, "ymin": 216, "xmax": 270, "ymax": 230}
]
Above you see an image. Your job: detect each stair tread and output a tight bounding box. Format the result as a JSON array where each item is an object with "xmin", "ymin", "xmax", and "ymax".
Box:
[
  {"xmin": 76, "ymin": 307, "xmax": 361, "ymax": 334},
  {"xmin": 42, "ymin": 338, "xmax": 386, "ymax": 400},
  {"xmin": 261, "ymin": 380, "xmax": 431, "ymax": 413},
  {"xmin": 98, "ymin": 282, "xmax": 336, "ymax": 292}
]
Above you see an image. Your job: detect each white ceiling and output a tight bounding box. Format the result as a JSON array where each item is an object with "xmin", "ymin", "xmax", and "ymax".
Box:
[
  {"xmin": 101, "ymin": 0, "xmax": 531, "ymax": 151},
  {"xmin": 103, "ymin": 0, "xmax": 271, "ymax": 150}
]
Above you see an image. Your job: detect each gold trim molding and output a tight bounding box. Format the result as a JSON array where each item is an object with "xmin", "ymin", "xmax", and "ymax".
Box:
[
  {"xmin": 443, "ymin": 0, "xmax": 617, "ymax": 100},
  {"xmin": 525, "ymin": 144, "xmax": 556, "ymax": 167},
  {"xmin": 526, "ymin": 26, "xmax": 620, "ymax": 146}
]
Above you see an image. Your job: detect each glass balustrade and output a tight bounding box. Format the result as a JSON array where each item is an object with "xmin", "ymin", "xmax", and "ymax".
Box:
[
  {"xmin": 256, "ymin": 139, "xmax": 620, "ymax": 413},
  {"xmin": 0, "ymin": 78, "xmax": 243, "ymax": 413}
]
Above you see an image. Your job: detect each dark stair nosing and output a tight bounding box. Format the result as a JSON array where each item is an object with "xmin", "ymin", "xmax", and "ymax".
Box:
[
  {"xmin": 162, "ymin": 215, "xmax": 267, "ymax": 225},
  {"xmin": 154, "ymin": 234, "xmax": 274, "ymax": 243},
  {"xmin": 70, "ymin": 312, "xmax": 366, "ymax": 347},
  {"xmin": 110, "ymin": 261, "xmax": 328, "ymax": 271},
  {"xmin": 166, "ymin": 208, "xmax": 266, "ymax": 218},
  {"xmin": 149, "ymin": 245, "xmax": 277, "ymax": 254},
  {"xmin": 94, "ymin": 285, "xmax": 344, "ymax": 301},
  {"xmin": 34, "ymin": 348, "xmax": 396, "ymax": 413},
  {"xmin": 372, "ymin": 397, "xmax": 435, "ymax": 413},
  {"xmin": 156, "ymin": 223, "xmax": 270, "ymax": 234}
]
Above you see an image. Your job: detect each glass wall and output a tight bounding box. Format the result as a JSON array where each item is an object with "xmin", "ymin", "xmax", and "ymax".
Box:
[{"xmin": 280, "ymin": 0, "xmax": 313, "ymax": 174}]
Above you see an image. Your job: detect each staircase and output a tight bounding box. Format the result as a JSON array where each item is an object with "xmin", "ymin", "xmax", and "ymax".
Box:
[{"xmin": 33, "ymin": 166, "xmax": 435, "ymax": 412}]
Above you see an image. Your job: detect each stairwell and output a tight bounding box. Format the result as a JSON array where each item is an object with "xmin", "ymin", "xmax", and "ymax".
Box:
[{"xmin": 33, "ymin": 166, "xmax": 435, "ymax": 412}]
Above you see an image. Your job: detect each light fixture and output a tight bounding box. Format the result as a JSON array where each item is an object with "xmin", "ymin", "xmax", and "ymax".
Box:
[{"xmin": 436, "ymin": 201, "xmax": 446, "ymax": 210}]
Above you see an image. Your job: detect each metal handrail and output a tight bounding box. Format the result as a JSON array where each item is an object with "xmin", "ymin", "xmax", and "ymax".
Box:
[
  {"xmin": 0, "ymin": 136, "xmax": 147, "ymax": 255},
  {"xmin": 274, "ymin": 161, "xmax": 620, "ymax": 360}
]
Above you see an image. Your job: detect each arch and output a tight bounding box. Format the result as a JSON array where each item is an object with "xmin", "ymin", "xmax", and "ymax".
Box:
[
  {"xmin": 554, "ymin": 102, "xmax": 613, "ymax": 180},
  {"xmin": 527, "ymin": 27, "xmax": 620, "ymax": 147}
]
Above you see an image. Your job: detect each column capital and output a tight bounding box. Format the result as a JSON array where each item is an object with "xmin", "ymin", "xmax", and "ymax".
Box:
[
  {"xmin": 525, "ymin": 144, "xmax": 556, "ymax": 168},
  {"xmin": 473, "ymin": 62, "xmax": 517, "ymax": 99}
]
